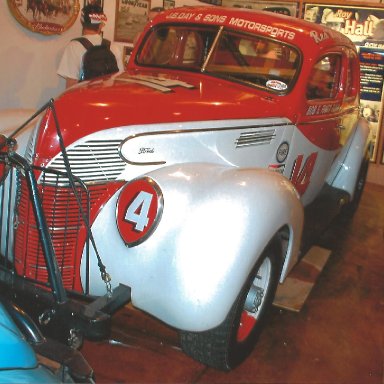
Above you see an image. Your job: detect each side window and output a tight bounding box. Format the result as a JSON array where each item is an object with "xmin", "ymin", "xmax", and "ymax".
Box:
[{"xmin": 306, "ymin": 55, "xmax": 342, "ymax": 100}]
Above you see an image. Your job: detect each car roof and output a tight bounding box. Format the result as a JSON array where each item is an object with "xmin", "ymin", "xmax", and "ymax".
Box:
[{"xmin": 150, "ymin": 6, "xmax": 356, "ymax": 52}]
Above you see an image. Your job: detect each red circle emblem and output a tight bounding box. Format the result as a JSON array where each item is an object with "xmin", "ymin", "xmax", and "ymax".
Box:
[{"xmin": 116, "ymin": 177, "xmax": 163, "ymax": 247}]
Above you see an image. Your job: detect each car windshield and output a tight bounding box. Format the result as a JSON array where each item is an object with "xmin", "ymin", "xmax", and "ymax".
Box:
[{"xmin": 136, "ymin": 25, "xmax": 300, "ymax": 93}]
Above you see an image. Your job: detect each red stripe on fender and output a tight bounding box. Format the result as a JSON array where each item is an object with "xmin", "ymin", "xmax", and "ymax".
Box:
[{"xmin": 297, "ymin": 121, "xmax": 340, "ymax": 151}]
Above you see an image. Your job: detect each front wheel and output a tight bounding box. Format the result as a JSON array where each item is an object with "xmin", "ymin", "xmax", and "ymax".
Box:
[{"xmin": 180, "ymin": 239, "xmax": 282, "ymax": 371}]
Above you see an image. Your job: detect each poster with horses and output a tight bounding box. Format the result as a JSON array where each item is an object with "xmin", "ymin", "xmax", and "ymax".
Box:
[{"xmin": 7, "ymin": 0, "xmax": 80, "ymax": 35}]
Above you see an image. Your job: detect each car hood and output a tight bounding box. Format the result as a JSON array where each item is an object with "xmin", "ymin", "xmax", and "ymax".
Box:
[{"xmin": 53, "ymin": 69, "xmax": 289, "ymax": 138}]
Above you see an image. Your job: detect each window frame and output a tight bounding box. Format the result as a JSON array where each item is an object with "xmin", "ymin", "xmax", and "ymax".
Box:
[{"xmin": 306, "ymin": 53, "xmax": 343, "ymax": 101}]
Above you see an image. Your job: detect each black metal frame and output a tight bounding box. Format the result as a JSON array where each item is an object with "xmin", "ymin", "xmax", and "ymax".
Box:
[{"xmin": 0, "ymin": 105, "xmax": 131, "ymax": 347}]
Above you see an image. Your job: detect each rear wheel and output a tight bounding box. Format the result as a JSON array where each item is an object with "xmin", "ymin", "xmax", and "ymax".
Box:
[{"xmin": 180, "ymin": 239, "xmax": 282, "ymax": 371}]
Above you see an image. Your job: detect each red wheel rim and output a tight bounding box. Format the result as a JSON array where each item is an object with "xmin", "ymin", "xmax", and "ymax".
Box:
[{"xmin": 237, "ymin": 310, "xmax": 256, "ymax": 342}]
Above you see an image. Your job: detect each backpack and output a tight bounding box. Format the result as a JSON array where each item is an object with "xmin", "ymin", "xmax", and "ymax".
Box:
[{"xmin": 74, "ymin": 37, "xmax": 119, "ymax": 81}]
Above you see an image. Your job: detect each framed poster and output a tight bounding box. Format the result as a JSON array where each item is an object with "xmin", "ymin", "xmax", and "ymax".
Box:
[
  {"xmin": 303, "ymin": 4, "xmax": 384, "ymax": 46},
  {"xmin": 114, "ymin": 0, "xmax": 151, "ymax": 44},
  {"xmin": 163, "ymin": 0, "xmax": 175, "ymax": 10},
  {"xmin": 7, "ymin": 0, "xmax": 80, "ymax": 35},
  {"xmin": 84, "ymin": 0, "xmax": 104, "ymax": 6},
  {"xmin": 359, "ymin": 48, "xmax": 384, "ymax": 162},
  {"xmin": 221, "ymin": 1, "xmax": 298, "ymax": 17}
]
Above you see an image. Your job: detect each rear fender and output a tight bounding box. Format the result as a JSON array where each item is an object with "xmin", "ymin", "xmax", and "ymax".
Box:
[
  {"xmin": 326, "ymin": 118, "xmax": 370, "ymax": 199},
  {"xmin": 85, "ymin": 163, "xmax": 303, "ymax": 331}
]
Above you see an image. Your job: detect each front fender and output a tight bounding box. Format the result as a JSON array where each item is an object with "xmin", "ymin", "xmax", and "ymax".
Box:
[{"xmin": 84, "ymin": 163, "xmax": 303, "ymax": 331}]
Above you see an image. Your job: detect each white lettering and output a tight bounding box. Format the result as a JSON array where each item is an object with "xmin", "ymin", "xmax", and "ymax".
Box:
[
  {"xmin": 166, "ymin": 12, "xmax": 195, "ymax": 20},
  {"xmin": 203, "ymin": 14, "xmax": 227, "ymax": 23},
  {"xmin": 229, "ymin": 18, "xmax": 295, "ymax": 40}
]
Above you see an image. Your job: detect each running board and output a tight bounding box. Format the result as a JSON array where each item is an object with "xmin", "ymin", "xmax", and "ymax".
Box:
[{"xmin": 273, "ymin": 246, "xmax": 331, "ymax": 312}]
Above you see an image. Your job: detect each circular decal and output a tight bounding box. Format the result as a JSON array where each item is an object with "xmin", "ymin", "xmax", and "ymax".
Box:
[
  {"xmin": 266, "ymin": 79, "xmax": 288, "ymax": 91},
  {"xmin": 276, "ymin": 142, "xmax": 289, "ymax": 163},
  {"xmin": 116, "ymin": 177, "xmax": 163, "ymax": 247}
]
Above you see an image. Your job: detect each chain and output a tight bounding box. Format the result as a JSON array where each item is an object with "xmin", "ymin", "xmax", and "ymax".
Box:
[
  {"xmin": 101, "ymin": 270, "xmax": 112, "ymax": 297},
  {"xmin": 13, "ymin": 169, "xmax": 22, "ymax": 230}
]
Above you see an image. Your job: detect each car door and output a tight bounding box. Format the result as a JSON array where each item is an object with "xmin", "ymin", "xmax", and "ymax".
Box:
[{"xmin": 286, "ymin": 50, "xmax": 350, "ymax": 206}]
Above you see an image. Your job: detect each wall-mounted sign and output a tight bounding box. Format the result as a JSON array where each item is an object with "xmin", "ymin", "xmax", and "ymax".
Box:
[
  {"xmin": 359, "ymin": 48, "xmax": 384, "ymax": 161},
  {"xmin": 114, "ymin": 0, "xmax": 151, "ymax": 44},
  {"xmin": 221, "ymin": 1, "xmax": 298, "ymax": 17},
  {"xmin": 303, "ymin": 4, "xmax": 384, "ymax": 46},
  {"xmin": 7, "ymin": 0, "xmax": 80, "ymax": 36}
]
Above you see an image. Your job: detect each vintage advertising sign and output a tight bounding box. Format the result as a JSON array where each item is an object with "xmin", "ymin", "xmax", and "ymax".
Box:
[
  {"xmin": 303, "ymin": 4, "xmax": 384, "ymax": 46},
  {"xmin": 221, "ymin": 1, "xmax": 298, "ymax": 17},
  {"xmin": 114, "ymin": 0, "xmax": 151, "ymax": 43},
  {"xmin": 7, "ymin": 0, "xmax": 80, "ymax": 36}
]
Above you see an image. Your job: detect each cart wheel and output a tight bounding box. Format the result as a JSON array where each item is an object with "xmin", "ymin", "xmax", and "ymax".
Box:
[{"xmin": 180, "ymin": 238, "xmax": 282, "ymax": 371}]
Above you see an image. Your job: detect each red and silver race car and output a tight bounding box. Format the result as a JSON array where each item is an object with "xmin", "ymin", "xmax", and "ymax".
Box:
[{"xmin": 0, "ymin": 7, "xmax": 369, "ymax": 371}]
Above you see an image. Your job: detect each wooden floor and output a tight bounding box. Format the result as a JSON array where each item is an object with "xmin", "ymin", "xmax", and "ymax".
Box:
[{"xmin": 81, "ymin": 182, "xmax": 384, "ymax": 384}]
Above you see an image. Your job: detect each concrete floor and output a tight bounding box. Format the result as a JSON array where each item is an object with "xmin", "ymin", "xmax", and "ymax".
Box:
[{"xmin": 81, "ymin": 182, "xmax": 384, "ymax": 384}]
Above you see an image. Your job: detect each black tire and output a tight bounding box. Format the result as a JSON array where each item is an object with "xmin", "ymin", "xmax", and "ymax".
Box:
[{"xmin": 180, "ymin": 238, "xmax": 282, "ymax": 371}]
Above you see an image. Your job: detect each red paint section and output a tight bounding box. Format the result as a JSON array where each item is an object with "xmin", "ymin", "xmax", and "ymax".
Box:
[
  {"xmin": 14, "ymin": 178, "xmax": 124, "ymax": 293},
  {"xmin": 297, "ymin": 121, "xmax": 341, "ymax": 151}
]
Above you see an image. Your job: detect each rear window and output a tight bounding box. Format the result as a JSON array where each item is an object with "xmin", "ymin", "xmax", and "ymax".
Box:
[{"xmin": 306, "ymin": 55, "xmax": 342, "ymax": 100}]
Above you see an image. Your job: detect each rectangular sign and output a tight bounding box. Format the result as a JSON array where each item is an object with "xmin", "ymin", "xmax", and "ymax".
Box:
[
  {"xmin": 303, "ymin": 4, "xmax": 384, "ymax": 46},
  {"xmin": 359, "ymin": 47, "xmax": 384, "ymax": 161},
  {"xmin": 221, "ymin": 1, "xmax": 298, "ymax": 17},
  {"xmin": 114, "ymin": 0, "xmax": 151, "ymax": 43}
]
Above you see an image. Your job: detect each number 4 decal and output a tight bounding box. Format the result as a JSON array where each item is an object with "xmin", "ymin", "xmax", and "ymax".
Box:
[
  {"xmin": 117, "ymin": 178, "xmax": 163, "ymax": 247},
  {"xmin": 125, "ymin": 191, "xmax": 153, "ymax": 232}
]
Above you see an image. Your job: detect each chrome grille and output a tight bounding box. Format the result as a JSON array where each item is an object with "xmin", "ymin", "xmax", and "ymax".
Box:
[
  {"xmin": 235, "ymin": 129, "xmax": 276, "ymax": 148},
  {"xmin": 14, "ymin": 171, "xmax": 92, "ymax": 291},
  {"xmin": 45, "ymin": 140, "xmax": 125, "ymax": 184}
]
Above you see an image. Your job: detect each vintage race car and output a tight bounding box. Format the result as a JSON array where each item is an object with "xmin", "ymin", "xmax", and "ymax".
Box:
[{"xmin": 0, "ymin": 7, "xmax": 369, "ymax": 371}]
